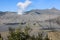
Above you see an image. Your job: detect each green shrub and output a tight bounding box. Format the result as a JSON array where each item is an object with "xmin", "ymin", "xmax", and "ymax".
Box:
[
  {"xmin": 0, "ymin": 34, "xmax": 3, "ymax": 40},
  {"xmin": 8, "ymin": 27, "xmax": 50, "ymax": 40}
]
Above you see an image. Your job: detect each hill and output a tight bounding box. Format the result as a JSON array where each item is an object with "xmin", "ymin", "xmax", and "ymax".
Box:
[{"xmin": 0, "ymin": 8, "xmax": 60, "ymax": 32}]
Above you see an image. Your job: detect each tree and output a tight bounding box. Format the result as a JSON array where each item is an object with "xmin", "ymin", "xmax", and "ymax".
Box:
[
  {"xmin": 8, "ymin": 27, "xmax": 50, "ymax": 40},
  {"xmin": 44, "ymin": 35, "xmax": 50, "ymax": 40},
  {"xmin": 8, "ymin": 27, "xmax": 31, "ymax": 40},
  {"xmin": 0, "ymin": 34, "xmax": 3, "ymax": 40}
]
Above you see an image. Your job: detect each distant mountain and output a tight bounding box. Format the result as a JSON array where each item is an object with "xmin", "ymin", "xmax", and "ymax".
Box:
[
  {"xmin": 0, "ymin": 8, "xmax": 60, "ymax": 32},
  {"xmin": 26, "ymin": 7, "xmax": 60, "ymax": 15},
  {"xmin": 0, "ymin": 8, "xmax": 60, "ymax": 16},
  {"xmin": 0, "ymin": 11, "xmax": 17, "ymax": 16},
  {"xmin": 0, "ymin": 8, "xmax": 60, "ymax": 23}
]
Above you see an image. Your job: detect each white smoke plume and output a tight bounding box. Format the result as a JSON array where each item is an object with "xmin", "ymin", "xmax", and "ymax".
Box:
[{"xmin": 17, "ymin": 0, "xmax": 32, "ymax": 15}]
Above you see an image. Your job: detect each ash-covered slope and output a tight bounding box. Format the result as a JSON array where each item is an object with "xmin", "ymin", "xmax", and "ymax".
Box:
[
  {"xmin": 26, "ymin": 8, "xmax": 60, "ymax": 15},
  {"xmin": 0, "ymin": 8, "xmax": 60, "ymax": 23},
  {"xmin": 0, "ymin": 8, "xmax": 60, "ymax": 32}
]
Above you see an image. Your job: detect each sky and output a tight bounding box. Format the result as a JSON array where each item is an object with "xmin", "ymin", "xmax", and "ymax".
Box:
[{"xmin": 0, "ymin": 0, "xmax": 60, "ymax": 12}]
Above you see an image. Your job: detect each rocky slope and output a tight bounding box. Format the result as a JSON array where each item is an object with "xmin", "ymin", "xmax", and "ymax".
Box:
[{"xmin": 0, "ymin": 8, "xmax": 60, "ymax": 32}]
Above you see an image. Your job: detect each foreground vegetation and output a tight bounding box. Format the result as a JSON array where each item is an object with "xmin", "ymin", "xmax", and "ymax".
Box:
[{"xmin": 0, "ymin": 26, "xmax": 50, "ymax": 40}]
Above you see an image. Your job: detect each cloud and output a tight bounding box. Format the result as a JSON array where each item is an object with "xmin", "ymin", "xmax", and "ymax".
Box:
[{"xmin": 17, "ymin": 0, "xmax": 32, "ymax": 15}]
